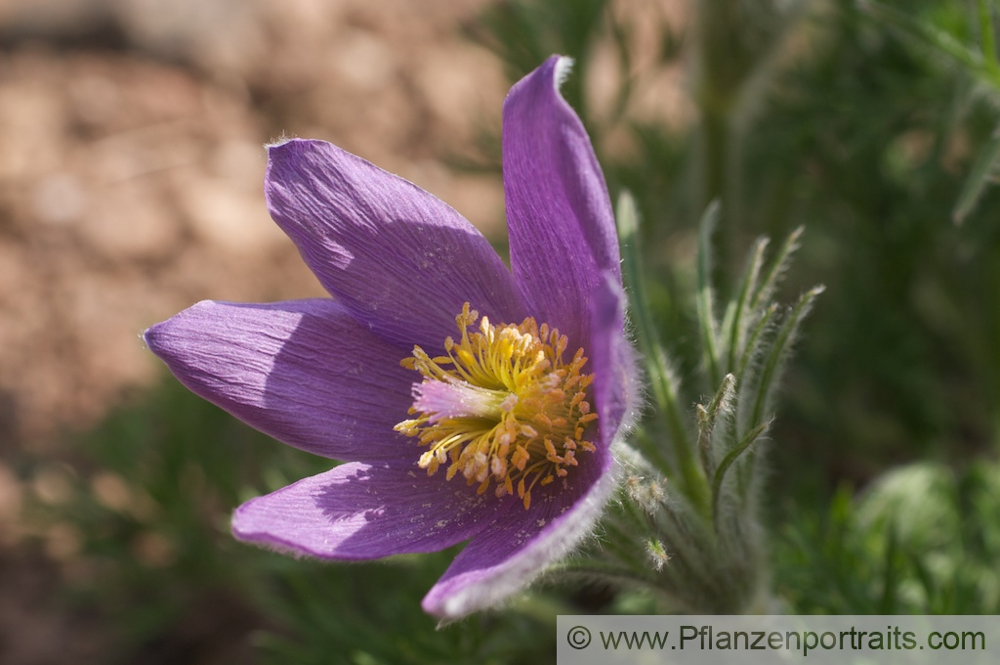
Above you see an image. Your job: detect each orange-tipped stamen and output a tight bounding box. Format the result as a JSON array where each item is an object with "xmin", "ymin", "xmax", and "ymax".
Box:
[{"xmin": 394, "ymin": 303, "xmax": 598, "ymax": 510}]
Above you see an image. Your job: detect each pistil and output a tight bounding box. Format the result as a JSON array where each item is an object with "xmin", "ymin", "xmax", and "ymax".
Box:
[{"xmin": 395, "ymin": 303, "xmax": 598, "ymax": 509}]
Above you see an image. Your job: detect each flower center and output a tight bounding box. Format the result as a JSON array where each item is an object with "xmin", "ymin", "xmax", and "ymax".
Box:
[{"xmin": 394, "ymin": 303, "xmax": 598, "ymax": 509}]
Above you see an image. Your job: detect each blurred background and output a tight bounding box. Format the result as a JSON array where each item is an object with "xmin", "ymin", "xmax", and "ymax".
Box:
[{"xmin": 0, "ymin": 0, "xmax": 998, "ymax": 663}]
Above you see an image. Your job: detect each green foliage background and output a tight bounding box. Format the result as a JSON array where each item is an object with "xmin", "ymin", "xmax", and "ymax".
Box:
[{"xmin": 20, "ymin": 0, "xmax": 1000, "ymax": 662}]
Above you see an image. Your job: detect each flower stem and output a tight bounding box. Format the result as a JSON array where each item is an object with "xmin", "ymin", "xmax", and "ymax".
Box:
[{"xmin": 616, "ymin": 193, "xmax": 709, "ymax": 514}]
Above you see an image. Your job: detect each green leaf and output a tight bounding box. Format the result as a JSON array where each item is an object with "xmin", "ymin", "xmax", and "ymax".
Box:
[
  {"xmin": 863, "ymin": 1, "xmax": 1000, "ymax": 88},
  {"xmin": 953, "ymin": 124, "xmax": 1000, "ymax": 224},
  {"xmin": 711, "ymin": 420, "xmax": 769, "ymax": 529},
  {"xmin": 748, "ymin": 285, "xmax": 825, "ymax": 432},
  {"xmin": 726, "ymin": 238, "xmax": 769, "ymax": 375},
  {"xmin": 696, "ymin": 201, "xmax": 723, "ymax": 388}
]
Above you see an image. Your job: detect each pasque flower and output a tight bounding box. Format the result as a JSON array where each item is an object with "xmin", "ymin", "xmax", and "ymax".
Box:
[{"xmin": 145, "ymin": 56, "xmax": 637, "ymax": 619}]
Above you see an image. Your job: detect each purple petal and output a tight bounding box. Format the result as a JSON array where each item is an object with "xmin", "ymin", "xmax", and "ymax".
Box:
[
  {"xmin": 144, "ymin": 299, "xmax": 416, "ymax": 463},
  {"xmin": 502, "ymin": 56, "xmax": 620, "ymax": 351},
  {"xmin": 421, "ymin": 455, "xmax": 617, "ymax": 619},
  {"xmin": 421, "ymin": 272, "xmax": 634, "ymax": 619},
  {"xmin": 232, "ymin": 462, "xmax": 510, "ymax": 559},
  {"xmin": 265, "ymin": 139, "xmax": 525, "ymax": 352},
  {"xmin": 590, "ymin": 270, "xmax": 640, "ymax": 448}
]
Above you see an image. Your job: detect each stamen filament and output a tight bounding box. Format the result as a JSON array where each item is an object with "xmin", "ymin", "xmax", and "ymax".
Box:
[{"xmin": 394, "ymin": 303, "xmax": 598, "ymax": 510}]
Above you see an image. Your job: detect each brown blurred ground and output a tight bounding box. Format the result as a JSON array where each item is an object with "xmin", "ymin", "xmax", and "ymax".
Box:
[
  {"xmin": 0, "ymin": 1, "xmax": 509, "ymax": 662},
  {"xmin": 0, "ymin": 0, "xmax": 687, "ymax": 661},
  {"xmin": 0, "ymin": 0, "xmax": 509, "ymax": 452}
]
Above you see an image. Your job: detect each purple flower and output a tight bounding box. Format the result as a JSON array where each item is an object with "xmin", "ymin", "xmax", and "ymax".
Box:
[{"xmin": 144, "ymin": 56, "xmax": 636, "ymax": 619}]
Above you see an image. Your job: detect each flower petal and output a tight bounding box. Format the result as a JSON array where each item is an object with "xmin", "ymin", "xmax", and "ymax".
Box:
[
  {"xmin": 590, "ymin": 270, "xmax": 640, "ymax": 448},
  {"xmin": 144, "ymin": 299, "xmax": 415, "ymax": 463},
  {"xmin": 502, "ymin": 55, "xmax": 620, "ymax": 350},
  {"xmin": 232, "ymin": 462, "xmax": 510, "ymax": 559},
  {"xmin": 420, "ymin": 278, "xmax": 635, "ymax": 619},
  {"xmin": 265, "ymin": 138, "xmax": 525, "ymax": 352},
  {"xmin": 421, "ymin": 457, "xmax": 617, "ymax": 619}
]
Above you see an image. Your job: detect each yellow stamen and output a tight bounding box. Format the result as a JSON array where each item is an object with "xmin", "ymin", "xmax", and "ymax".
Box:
[{"xmin": 394, "ymin": 303, "xmax": 598, "ymax": 510}]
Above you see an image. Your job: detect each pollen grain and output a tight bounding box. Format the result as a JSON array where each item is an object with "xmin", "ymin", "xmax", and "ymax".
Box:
[{"xmin": 394, "ymin": 303, "xmax": 598, "ymax": 510}]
